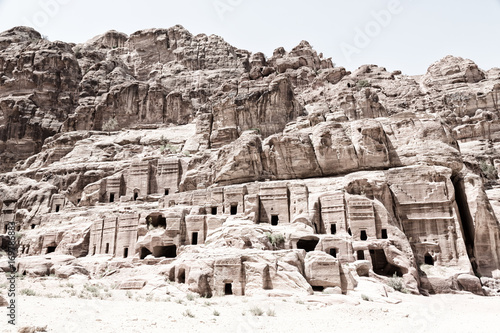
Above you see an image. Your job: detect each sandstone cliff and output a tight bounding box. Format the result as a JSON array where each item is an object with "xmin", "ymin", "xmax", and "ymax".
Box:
[{"xmin": 1, "ymin": 25, "xmax": 500, "ymax": 297}]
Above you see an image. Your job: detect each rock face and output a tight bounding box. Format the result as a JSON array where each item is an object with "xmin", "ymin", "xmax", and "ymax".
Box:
[{"xmin": 1, "ymin": 25, "xmax": 500, "ymax": 297}]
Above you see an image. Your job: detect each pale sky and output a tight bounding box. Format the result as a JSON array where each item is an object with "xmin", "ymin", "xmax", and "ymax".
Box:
[{"xmin": 0, "ymin": 0, "xmax": 499, "ymax": 75}]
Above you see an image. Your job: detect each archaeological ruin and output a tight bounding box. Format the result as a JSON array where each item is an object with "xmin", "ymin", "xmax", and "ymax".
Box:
[{"xmin": 1, "ymin": 25, "xmax": 500, "ymax": 298}]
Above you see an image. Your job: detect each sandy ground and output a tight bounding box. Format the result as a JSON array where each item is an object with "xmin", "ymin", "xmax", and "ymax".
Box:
[{"xmin": 1, "ymin": 274, "xmax": 499, "ymax": 333}]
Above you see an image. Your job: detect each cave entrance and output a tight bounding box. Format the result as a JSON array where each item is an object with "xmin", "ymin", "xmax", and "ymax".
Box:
[
  {"xmin": 329, "ymin": 248, "xmax": 337, "ymax": 258},
  {"xmin": 370, "ymin": 249, "xmax": 402, "ymax": 277},
  {"xmin": 224, "ymin": 283, "xmax": 233, "ymax": 295},
  {"xmin": 152, "ymin": 245, "xmax": 177, "ymax": 258},
  {"xmin": 146, "ymin": 213, "xmax": 167, "ymax": 229},
  {"xmin": 452, "ymin": 176, "xmax": 478, "ymax": 274},
  {"xmin": 297, "ymin": 238, "xmax": 319, "ymax": 252},
  {"xmin": 47, "ymin": 246, "xmax": 56, "ymax": 254},
  {"xmin": 140, "ymin": 247, "xmax": 152, "ymax": 259},
  {"xmin": 424, "ymin": 253, "xmax": 434, "ymax": 265}
]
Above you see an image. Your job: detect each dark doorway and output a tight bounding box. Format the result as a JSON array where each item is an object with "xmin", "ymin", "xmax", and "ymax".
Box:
[
  {"xmin": 348, "ymin": 228, "xmax": 352, "ymax": 236},
  {"xmin": 109, "ymin": 193, "xmax": 115, "ymax": 203},
  {"xmin": 164, "ymin": 188, "xmax": 169, "ymax": 196},
  {"xmin": 312, "ymin": 286, "xmax": 324, "ymax": 292},
  {"xmin": 31, "ymin": 224, "xmax": 36, "ymax": 229},
  {"xmin": 140, "ymin": 247, "xmax": 152, "ymax": 259},
  {"xmin": 105, "ymin": 243, "xmax": 110, "ymax": 254},
  {"xmin": 331, "ymin": 224, "xmax": 337, "ymax": 235},
  {"xmin": 211, "ymin": 207, "xmax": 217, "ymax": 215},
  {"xmin": 192, "ymin": 232, "xmax": 198, "ymax": 245},
  {"xmin": 370, "ymin": 249, "xmax": 403, "ymax": 277},
  {"xmin": 93, "ymin": 245, "xmax": 96, "ymax": 255},
  {"xmin": 381, "ymin": 229, "xmax": 388, "ymax": 239},
  {"xmin": 55, "ymin": 205, "xmax": 60, "ymax": 212},
  {"xmin": 424, "ymin": 253, "xmax": 434, "ymax": 265},
  {"xmin": 47, "ymin": 246, "xmax": 56, "ymax": 253},
  {"xmin": 329, "ymin": 248, "xmax": 337, "ymax": 258},
  {"xmin": 230, "ymin": 204, "xmax": 238, "ymax": 215},
  {"xmin": 152, "ymin": 245, "xmax": 176, "ymax": 258},
  {"xmin": 178, "ymin": 269, "xmax": 185, "ymax": 284},
  {"xmin": 133, "ymin": 192, "xmax": 138, "ymax": 201},
  {"xmin": 297, "ymin": 238, "xmax": 319, "ymax": 252},
  {"xmin": 357, "ymin": 250, "xmax": 365, "ymax": 260},
  {"xmin": 123, "ymin": 247, "xmax": 129, "ymax": 258},
  {"xmin": 271, "ymin": 215, "xmax": 279, "ymax": 226},
  {"xmin": 225, "ymin": 283, "xmax": 233, "ymax": 295},
  {"xmin": 360, "ymin": 230, "xmax": 368, "ymax": 241}
]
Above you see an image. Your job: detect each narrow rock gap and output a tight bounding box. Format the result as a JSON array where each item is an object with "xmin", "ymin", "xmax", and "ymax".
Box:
[{"xmin": 452, "ymin": 175, "xmax": 478, "ymax": 275}]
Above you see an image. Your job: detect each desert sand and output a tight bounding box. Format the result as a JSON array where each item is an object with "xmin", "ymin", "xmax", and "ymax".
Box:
[{"xmin": 1, "ymin": 274, "xmax": 498, "ymax": 333}]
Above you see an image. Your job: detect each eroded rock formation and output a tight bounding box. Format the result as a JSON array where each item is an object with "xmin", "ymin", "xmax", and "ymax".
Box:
[{"xmin": 1, "ymin": 25, "xmax": 500, "ymax": 297}]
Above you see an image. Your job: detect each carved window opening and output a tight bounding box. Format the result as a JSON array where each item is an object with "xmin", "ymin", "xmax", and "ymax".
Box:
[
  {"xmin": 381, "ymin": 229, "xmax": 388, "ymax": 239},
  {"xmin": 357, "ymin": 250, "xmax": 365, "ymax": 260}
]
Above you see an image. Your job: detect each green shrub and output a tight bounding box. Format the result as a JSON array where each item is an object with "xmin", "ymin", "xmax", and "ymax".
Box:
[
  {"xmin": 213, "ymin": 309, "xmax": 220, "ymax": 316},
  {"xmin": 361, "ymin": 294, "xmax": 373, "ymax": 302},
  {"xmin": 480, "ymin": 161, "xmax": 497, "ymax": 180},
  {"xmin": 20, "ymin": 289, "xmax": 37, "ymax": 296},
  {"xmin": 102, "ymin": 117, "xmax": 119, "ymax": 133},
  {"xmin": 183, "ymin": 309, "xmax": 195, "ymax": 318},
  {"xmin": 266, "ymin": 232, "xmax": 285, "ymax": 249},
  {"xmin": 386, "ymin": 273, "xmax": 408, "ymax": 293},
  {"xmin": 266, "ymin": 309, "xmax": 276, "ymax": 317},
  {"xmin": 356, "ymin": 80, "xmax": 371, "ymax": 89},
  {"xmin": 249, "ymin": 306, "xmax": 264, "ymax": 316}
]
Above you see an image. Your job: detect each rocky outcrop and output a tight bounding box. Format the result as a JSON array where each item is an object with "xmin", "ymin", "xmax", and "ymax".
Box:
[{"xmin": 2, "ymin": 25, "xmax": 500, "ymax": 298}]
